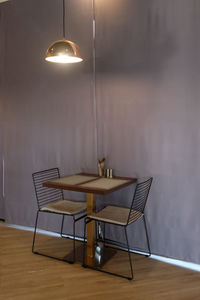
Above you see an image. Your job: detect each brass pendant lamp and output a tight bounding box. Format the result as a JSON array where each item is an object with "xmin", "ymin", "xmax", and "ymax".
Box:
[{"xmin": 45, "ymin": 0, "xmax": 83, "ymax": 64}]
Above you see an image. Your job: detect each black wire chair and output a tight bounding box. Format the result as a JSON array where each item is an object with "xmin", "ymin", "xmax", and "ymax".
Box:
[
  {"xmin": 83, "ymin": 177, "xmax": 153, "ymax": 280},
  {"xmin": 32, "ymin": 168, "xmax": 86, "ymax": 263}
]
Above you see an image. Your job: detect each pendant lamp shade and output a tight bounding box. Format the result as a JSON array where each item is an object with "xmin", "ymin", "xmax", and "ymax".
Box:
[
  {"xmin": 45, "ymin": 0, "xmax": 83, "ymax": 64},
  {"xmin": 45, "ymin": 40, "xmax": 83, "ymax": 63}
]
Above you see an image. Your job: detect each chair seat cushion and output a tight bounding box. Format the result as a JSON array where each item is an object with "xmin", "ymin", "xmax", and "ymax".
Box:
[
  {"xmin": 88, "ymin": 205, "xmax": 143, "ymax": 225},
  {"xmin": 41, "ymin": 200, "xmax": 86, "ymax": 215}
]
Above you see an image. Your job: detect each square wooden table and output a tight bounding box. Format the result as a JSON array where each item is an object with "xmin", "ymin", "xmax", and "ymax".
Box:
[{"xmin": 43, "ymin": 173, "xmax": 137, "ymax": 266}]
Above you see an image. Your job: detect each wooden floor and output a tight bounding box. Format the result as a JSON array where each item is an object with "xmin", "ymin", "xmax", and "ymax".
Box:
[{"xmin": 1, "ymin": 224, "xmax": 200, "ymax": 300}]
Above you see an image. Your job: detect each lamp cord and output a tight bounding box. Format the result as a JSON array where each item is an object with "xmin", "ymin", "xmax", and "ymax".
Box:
[{"xmin": 63, "ymin": 0, "xmax": 66, "ymax": 38}]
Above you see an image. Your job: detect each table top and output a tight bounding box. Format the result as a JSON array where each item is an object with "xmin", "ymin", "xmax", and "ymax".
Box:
[{"xmin": 43, "ymin": 173, "xmax": 137, "ymax": 195}]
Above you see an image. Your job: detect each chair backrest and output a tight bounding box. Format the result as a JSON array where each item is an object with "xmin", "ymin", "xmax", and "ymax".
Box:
[
  {"xmin": 32, "ymin": 168, "xmax": 64, "ymax": 210},
  {"xmin": 127, "ymin": 177, "xmax": 153, "ymax": 225}
]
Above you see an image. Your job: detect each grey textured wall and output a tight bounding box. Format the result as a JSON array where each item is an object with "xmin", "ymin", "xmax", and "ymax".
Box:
[
  {"xmin": 95, "ymin": 0, "xmax": 200, "ymax": 264},
  {"xmin": 0, "ymin": 0, "xmax": 96, "ymax": 232},
  {"xmin": 0, "ymin": 6, "xmax": 5, "ymax": 219},
  {"xmin": 1, "ymin": 0, "xmax": 200, "ymax": 264}
]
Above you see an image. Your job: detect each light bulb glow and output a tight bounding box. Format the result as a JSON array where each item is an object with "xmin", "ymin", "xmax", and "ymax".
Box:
[{"xmin": 45, "ymin": 55, "xmax": 83, "ymax": 63}]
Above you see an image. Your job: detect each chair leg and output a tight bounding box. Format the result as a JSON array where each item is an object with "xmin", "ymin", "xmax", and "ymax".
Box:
[
  {"xmin": 32, "ymin": 210, "xmax": 39, "ymax": 253},
  {"xmin": 124, "ymin": 227, "xmax": 134, "ymax": 280},
  {"xmin": 143, "ymin": 215, "xmax": 151, "ymax": 256},
  {"xmin": 103, "ymin": 222, "xmax": 106, "ymax": 247},
  {"xmin": 82, "ymin": 220, "xmax": 133, "ymax": 280},
  {"xmin": 73, "ymin": 216, "xmax": 76, "ymax": 263},
  {"xmin": 82, "ymin": 218, "xmax": 87, "ymax": 267},
  {"xmin": 98, "ymin": 222, "xmax": 101, "ymax": 240},
  {"xmin": 60, "ymin": 215, "xmax": 65, "ymax": 237}
]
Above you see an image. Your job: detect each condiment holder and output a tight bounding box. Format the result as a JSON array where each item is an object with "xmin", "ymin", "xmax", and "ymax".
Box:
[{"xmin": 106, "ymin": 168, "xmax": 113, "ymax": 178}]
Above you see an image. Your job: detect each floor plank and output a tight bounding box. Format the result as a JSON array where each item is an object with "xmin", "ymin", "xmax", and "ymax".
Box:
[{"xmin": 0, "ymin": 224, "xmax": 200, "ymax": 300}]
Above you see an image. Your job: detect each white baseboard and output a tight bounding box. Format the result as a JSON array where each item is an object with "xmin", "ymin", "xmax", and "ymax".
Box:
[{"xmin": 6, "ymin": 223, "xmax": 200, "ymax": 273}]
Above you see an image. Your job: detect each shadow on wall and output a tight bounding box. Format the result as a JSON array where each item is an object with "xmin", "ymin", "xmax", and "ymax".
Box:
[{"xmin": 96, "ymin": 0, "xmax": 177, "ymax": 76}]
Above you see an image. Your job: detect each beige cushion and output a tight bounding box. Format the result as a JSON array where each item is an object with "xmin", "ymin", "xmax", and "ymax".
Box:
[
  {"xmin": 41, "ymin": 200, "xmax": 86, "ymax": 215},
  {"xmin": 88, "ymin": 205, "xmax": 143, "ymax": 226}
]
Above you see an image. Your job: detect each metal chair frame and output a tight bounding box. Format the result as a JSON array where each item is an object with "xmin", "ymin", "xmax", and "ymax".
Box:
[
  {"xmin": 83, "ymin": 177, "xmax": 153, "ymax": 280},
  {"xmin": 32, "ymin": 168, "xmax": 86, "ymax": 264}
]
